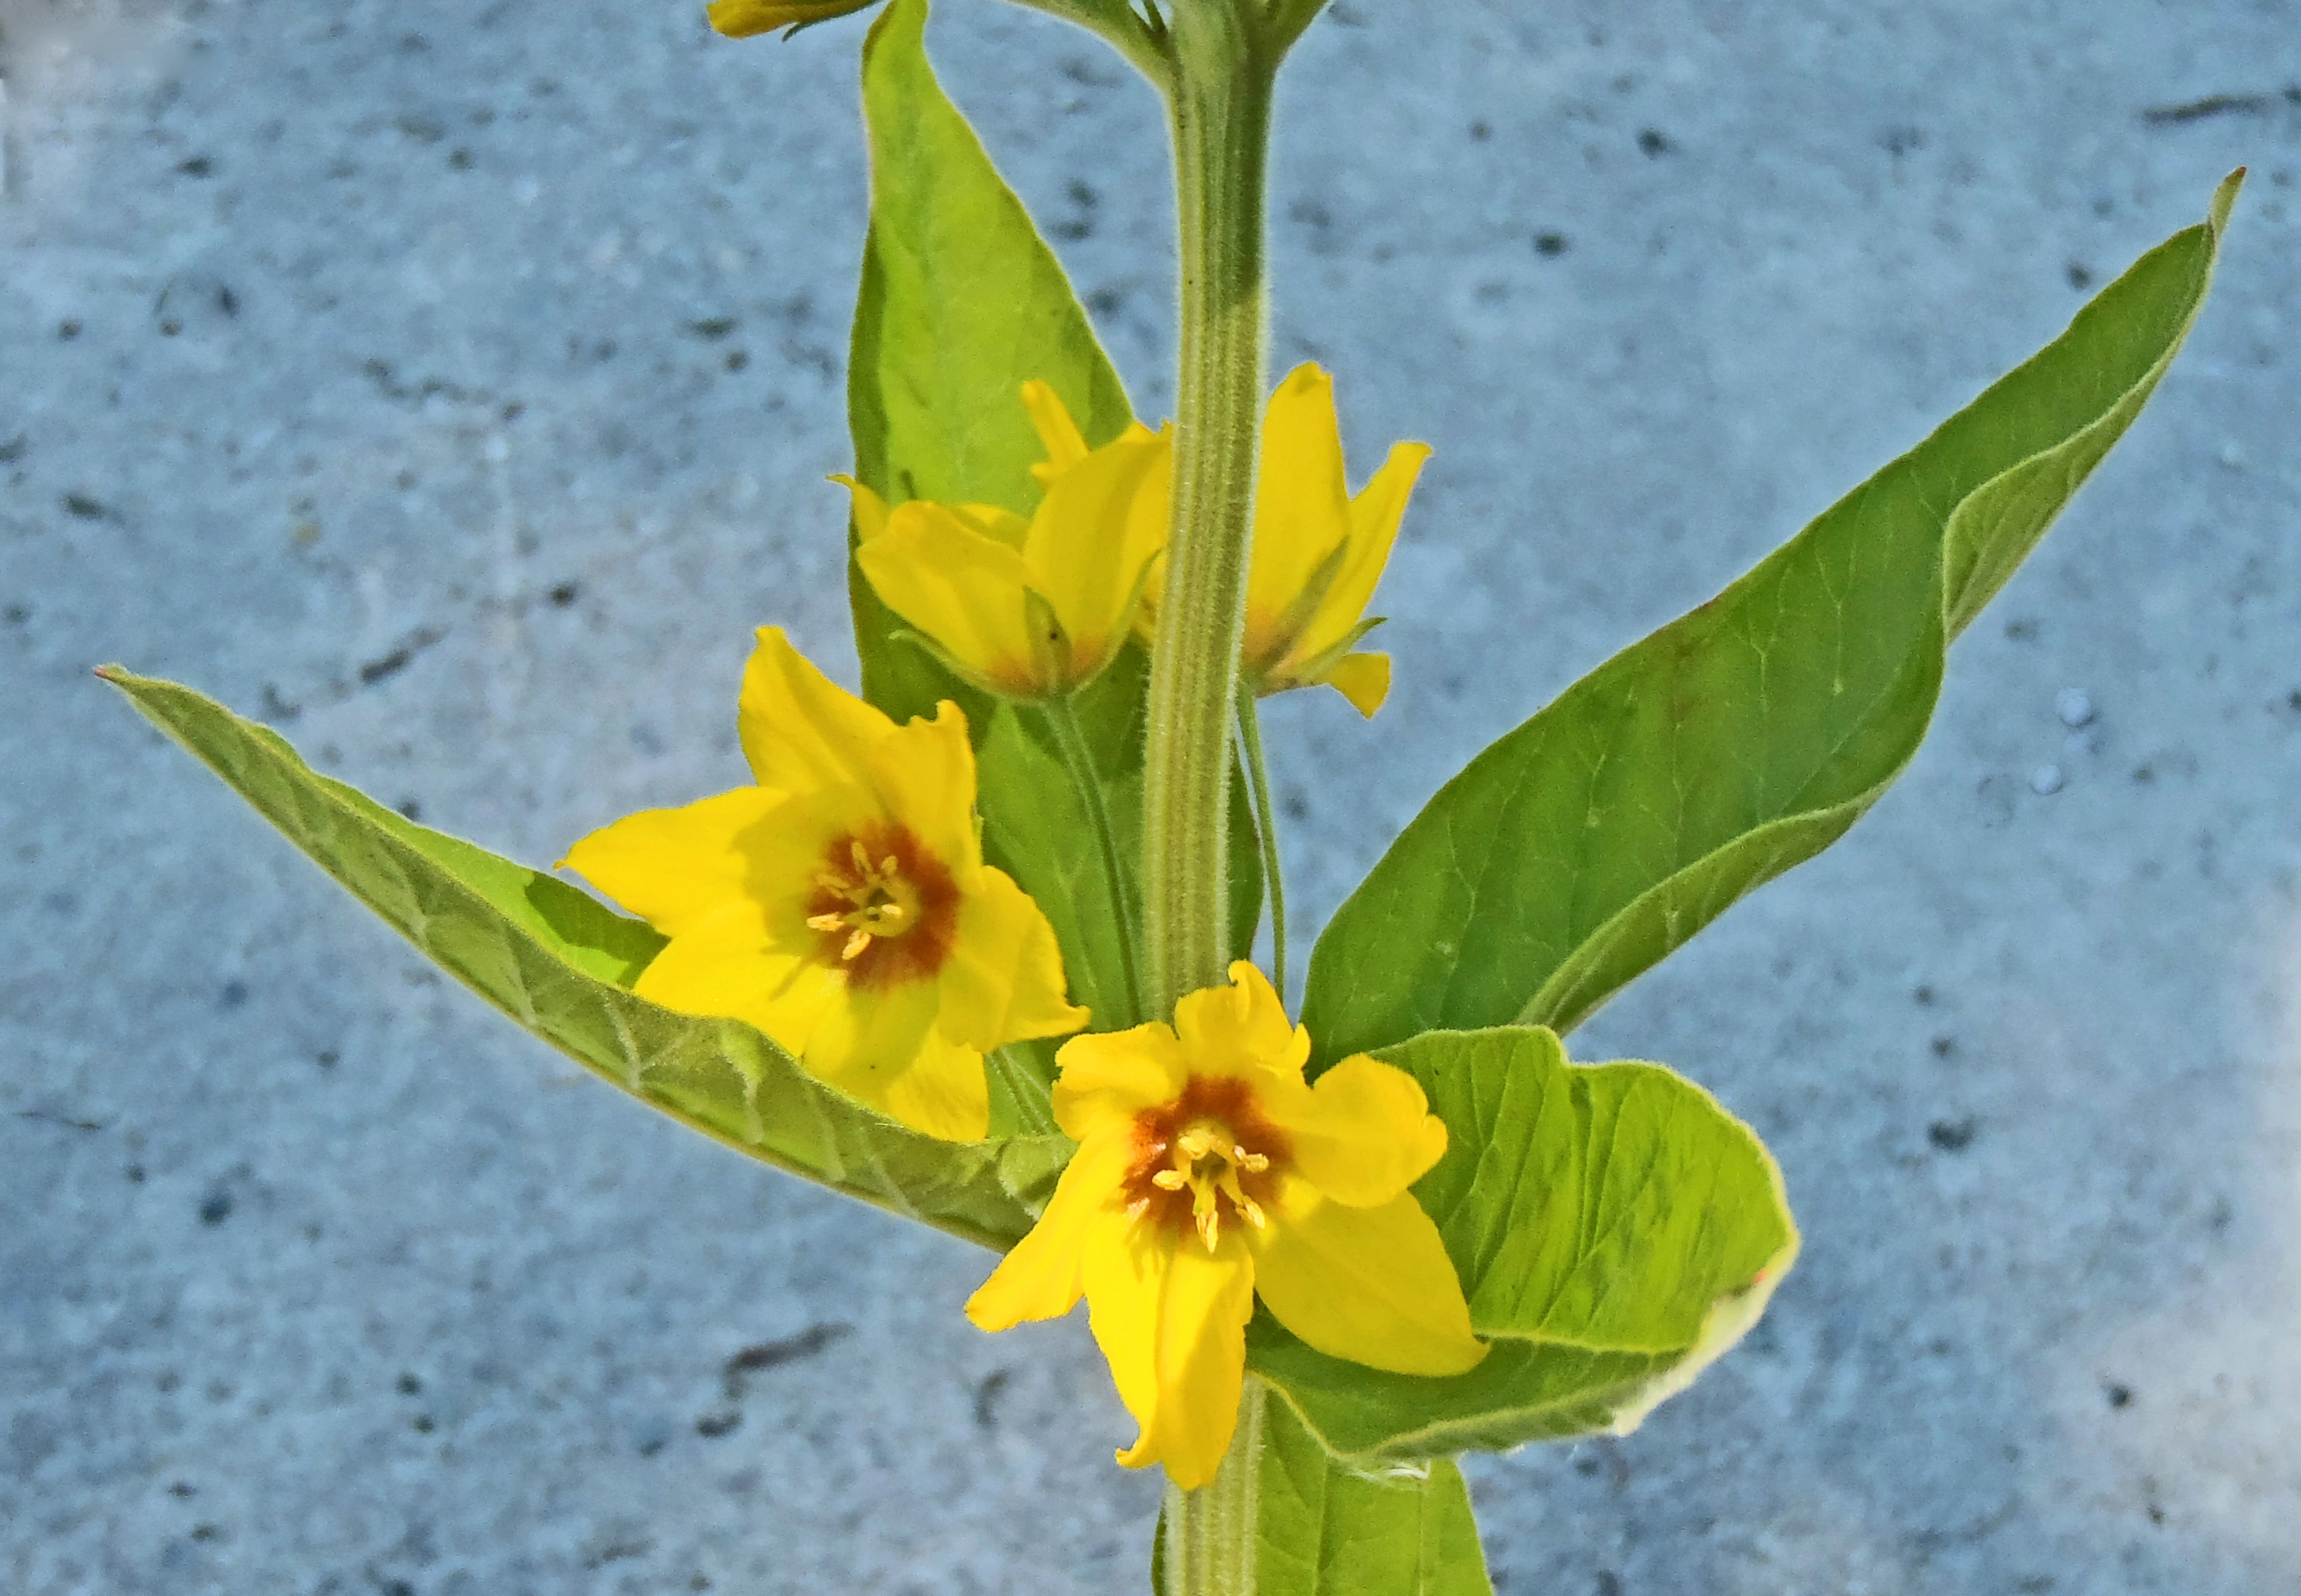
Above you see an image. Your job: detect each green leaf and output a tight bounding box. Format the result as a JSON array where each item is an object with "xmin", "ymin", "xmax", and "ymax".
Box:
[
  {"xmin": 1249, "ymin": 1393, "xmax": 1492, "ymax": 1596},
  {"xmin": 1250, "ymin": 1027, "xmax": 1796, "ymax": 1462},
  {"xmin": 844, "ymin": 0, "xmax": 1226, "ymax": 1044},
  {"xmin": 1302, "ymin": 173, "xmax": 2242, "ymax": 1062},
  {"xmin": 979, "ymin": 700, "xmax": 1145, "ymax": 1033},
  {"xmin": 100, "ymin": 667, "xmax": 1070, "ymax": 1250},
  {"xmin": 847, "ymin": 0, "xmax": 1135, "ymax": 726}
]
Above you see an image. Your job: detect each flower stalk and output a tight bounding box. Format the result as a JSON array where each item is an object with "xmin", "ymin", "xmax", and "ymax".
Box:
[
  {"xmin": 1234, "ymin": 677, "xmax": 1287, "ymax": 999},
  {"xmin": 1140, "ymin": 0, "xmax": 1276, "ymax": 1010}
]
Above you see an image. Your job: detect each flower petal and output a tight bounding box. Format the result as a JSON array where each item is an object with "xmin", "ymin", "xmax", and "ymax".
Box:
[
  {"xmin": 560, "ymin": 787, "xmax": 779, "ymax": 937},
  {"xmin": 1242, "ymin": 364, "xmax": 1352, "ymax": 669},
  {"xmin": 938, "ymin": 864, "xmax": 1090, "ymax": 1051},
  {"xmin": 871, "ymin": 1024, "xmax": 992, "ymax": 1142},
  {"xmin": 864, "ymin": 701, "xmax": 980, "ymax": 874},
  {"xmin": 1020, "ymin": 428, "xmax": 1169, "ymax": 685},
  {"xmin": 1021, "ymin": 379, "xmax": 1091, "ymax": 486},
  {"xmin": 836, "ymin": 474, "xmax": 891, "ymax": 544},
  {"xmin": 854, "ymin": 502, "xmax": 1044, "ymax": 696},
  {"xmin": 1317, "ymin": 651, "xmax": 1392, "ymax": 718},
  {"xmin": 737, "ymin": 626, "xmax": 896, "ymax": 792},
  {"xmin": 808, "ymin": 977, "xmax": 989, "ymax": 1140},
  {"xmin": 634, "ymin": 898, "xmax": 843, "ymax": 1052},
  {"xmin": 965, "ymin": 1130, "xmax": 1135, "ymax": 1329},
  {"xmin": 1082, "ymin": 1211, "xmax": 1257, "ymax": 1489},
  {"xmin": 1251, "ymin": 1181, "xmax": 1486, "ymax": 1377},
  {"xmin": 1272, "ymin": 1052, "xmax": 1449, "ymax": 1207},
  {"xmin": 1169, "ymin": 961, "xmax": 1310, "ymax": 1086},
  {"xmin": 1051, "ymin": 1023, "xmax": 1190, "ymax": 1143},
  {"xmin": 1291, "ymin": 440, "xmax": 1427, "ymax": 668}
]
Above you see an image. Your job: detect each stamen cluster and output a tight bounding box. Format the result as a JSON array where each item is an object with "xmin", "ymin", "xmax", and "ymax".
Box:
[
  {"xmin": 803, "ymin": 823, "xmax": 957, "ymax": 989},
  {"xmin": 1125, "ymin": 1077, "xmax": 1290, "ymax": 1252}
]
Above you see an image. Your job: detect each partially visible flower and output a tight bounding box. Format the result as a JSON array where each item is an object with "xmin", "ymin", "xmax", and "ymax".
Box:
[
  {"xmin": 965, "ymin": 962, "xmax": 1485, "ymax": 1488},
  {"xmin": 842, "ymin": 383, "xmax": 1169, "ymax": 702},
  {"xmin": 707, "ymin": 0, "xmax": 882, "ymax": 39},
  {"xmin": 563, "ymin": 627, "xmax": 1087, "ymax": 1141}
]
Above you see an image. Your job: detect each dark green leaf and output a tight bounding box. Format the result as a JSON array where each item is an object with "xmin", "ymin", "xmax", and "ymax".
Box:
[
  {"xmin": 101, "ymin": 668, "xmax": 1069, "ymax": 1249},
  {"xmin": 1303, "ymin": 175, "xmax": 2242, "ymax": 1062},
  {"xmin": 1252, "ymin": 1027, "xmax": 1796, "ymax": 1462}
]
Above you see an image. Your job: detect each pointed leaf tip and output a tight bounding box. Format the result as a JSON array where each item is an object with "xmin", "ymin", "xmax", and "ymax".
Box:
[{"xmin": 2210, "ymin": 168, "xmax": 2246, "ymax": 233}]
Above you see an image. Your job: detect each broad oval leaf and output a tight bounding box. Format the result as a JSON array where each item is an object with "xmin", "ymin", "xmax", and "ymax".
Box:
[
  {"xmin": 1154, "ymin": 1389, "xmax": 1492, "ymax": 1596},
  {"xmin": 1250, "ymin": 1027, "xmax": 1796, "ymax": 1463},
  {"xmin": 1302, "ymin": 174, "xmax": 2242, "ymax": 1063},
  {"xmin": 100, "ymin": 668, "xmax": 1069, "ymax": 1250}
]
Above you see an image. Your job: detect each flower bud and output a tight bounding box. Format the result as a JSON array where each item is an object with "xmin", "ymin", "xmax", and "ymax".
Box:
[{"xmin": 707, "ymin": 0, "xmax": 883, "ymax": 40}]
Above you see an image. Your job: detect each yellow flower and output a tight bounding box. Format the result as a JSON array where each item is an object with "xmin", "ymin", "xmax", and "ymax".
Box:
[
  {"xmin": 842, "ymin": 383, "xmax": 1170, "ymax": 702},
  {"xmin": 563, "ymin": 627, "xmax": 1088, "ymax": 1141},
  {"xmin": 966, "ymin": 962, "xmax": 1485, "ymax": 1488},
  {"xmin": 707, "ymin": 0, "xmax": 881, "ymax": 39},
  {"xmin": 1194, "ymin": 363, "xmax": 1430, "ymax": 718}
]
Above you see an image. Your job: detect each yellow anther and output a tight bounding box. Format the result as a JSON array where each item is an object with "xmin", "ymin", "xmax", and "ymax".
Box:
[
  {"xmin": 1238, "ymin": 1196, "xmax": 1267, "ymax": 1230},
  {"xmin": 1151, "ymin": 1169, "xmax": 1188, "ymax": 1191},
  {"xmin": 881, "ymin": 855, "xmax": 899, "ymax": 878},
  {"xmin": 1234, "ymin": 1147, "xmax": 1269, "ymax": 1173},
  {"xmin": 851, "ymin": 839, "xmax": 874, "ymax": 875},
  {"xmin": 841, "ymin": 928, "xmax": 873, "ymax": 961}
]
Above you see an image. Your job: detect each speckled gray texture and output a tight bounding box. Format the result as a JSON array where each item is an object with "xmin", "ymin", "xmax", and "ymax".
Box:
[{"xmin": 4, "ymin": 1, "xmax": 2298, "ymax": 1591}]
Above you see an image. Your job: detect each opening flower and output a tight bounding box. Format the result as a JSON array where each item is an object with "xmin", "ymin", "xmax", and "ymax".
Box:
[
  {"xmin": 842, "ymin": 382, "xmax": 1170, "ymax": 702},
  {"xmin": 563, "ymin": 626, "xmax": 1088, "ymax": 1141},
  {"xmin": 1141, "ymin": 363, "xmax": 1429, "ymax": 718},
  {"xmin": 965, "ymin": 962, "xmax": 1485, "ymax": 1488}
]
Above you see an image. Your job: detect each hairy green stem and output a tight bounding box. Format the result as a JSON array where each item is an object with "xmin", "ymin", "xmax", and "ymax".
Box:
[
  {"xmin": 1136, "ymin": 8, "xmax": 1283, "ymax": 1593},
  {"xmin": 1043, "ymin": 696, "xmax": 1147, "ymax": 1029},
  {"xmin": 1159, "ymin": 1380, "xmax": 1268, "ymax": 1595},
  {"xmin": 1233, "ymin": 679, "xmax": 1287, "ymax": 1000},
  {"xmin": 1139, "ymin": 1, "xmax": 1274, "ymax": 1012}
]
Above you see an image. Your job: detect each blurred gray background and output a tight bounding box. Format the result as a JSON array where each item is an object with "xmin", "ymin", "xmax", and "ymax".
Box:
[{"xmin": 4, "ymin": 0, "xmax": 2298, "ymax": 1591}]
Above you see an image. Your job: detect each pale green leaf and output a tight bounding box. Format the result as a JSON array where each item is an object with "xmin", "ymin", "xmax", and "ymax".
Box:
[
  {"xmin": 1303, "ymin": 173, "xmax": 2242, "ymax": 1063},
  {"xmin": 1251, "ymin": 1027, "xmax": 1796, "ymax": 1462},
  {"xmin": 100, "ymin": 667, "xmax": 1069, "ymax": 1250}
]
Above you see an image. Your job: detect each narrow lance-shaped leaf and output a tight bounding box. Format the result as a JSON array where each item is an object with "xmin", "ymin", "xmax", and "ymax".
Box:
[
  {"xmin": 1249, "ymin": 1027, "xmax": 1797, "ymax": 1463},
  {"xmin": 846, "ymin": 0, "xmax": 1262, "ymax": 1041},
  {"xmin": 1302, "ymin": 174, "xmax": 2242, "ymax": 1063},
  {"xmin": 1154, "ymin": 1391, "xmax": 1495, "ymax": 1596},
  {"xmin": 100, "ymin": 669, "xmax": 1071, "ymax": 1250}
]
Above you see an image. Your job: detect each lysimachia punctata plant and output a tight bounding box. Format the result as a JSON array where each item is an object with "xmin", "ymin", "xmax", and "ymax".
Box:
[{"xmin": 105, "ymin": 0, "xmax": 2239, "ymax": 1590}]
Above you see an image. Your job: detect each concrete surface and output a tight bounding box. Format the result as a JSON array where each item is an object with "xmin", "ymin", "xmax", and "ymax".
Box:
[{"xmin": 4, "ymin": 0, "xmax": 2299, "ymax": 1591}]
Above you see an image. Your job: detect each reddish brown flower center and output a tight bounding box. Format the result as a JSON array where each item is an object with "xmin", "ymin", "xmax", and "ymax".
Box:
[
  {"xmin": 802, "ymin": 822, "xmax": 959, "ymax": 991},
  {"xmin": 1124, "ymin": 1076, "xmax": 1293, "ymax": 1250}
]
